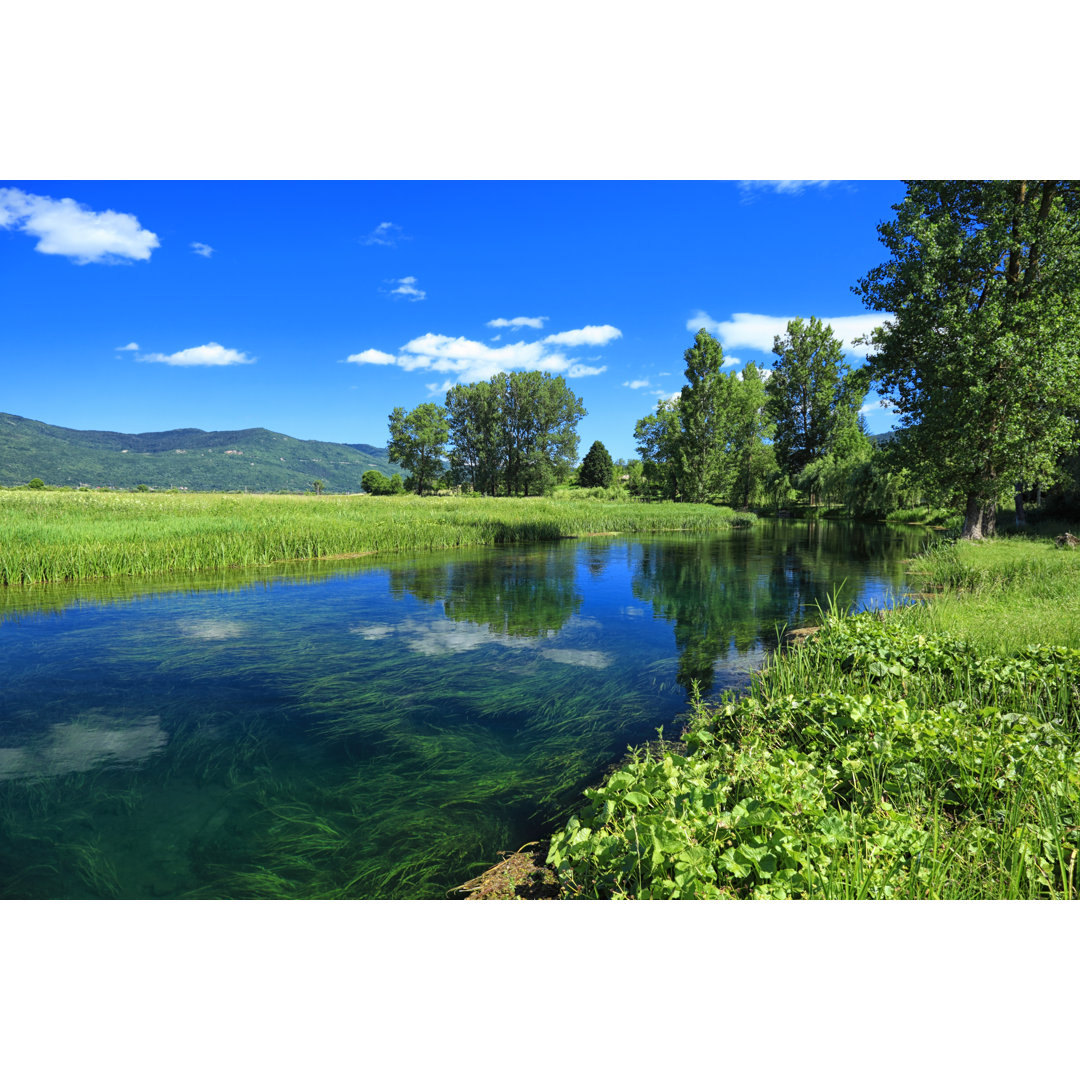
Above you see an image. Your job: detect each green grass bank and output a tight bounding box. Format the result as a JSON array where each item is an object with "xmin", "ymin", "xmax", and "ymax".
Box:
[
  {"xmin": 0, "ymin": 489, "xmax": 754, "ymax": 585},
  {"xmin": 546, "ymin": 533, "xmax": 1080, "ymax": 899}
]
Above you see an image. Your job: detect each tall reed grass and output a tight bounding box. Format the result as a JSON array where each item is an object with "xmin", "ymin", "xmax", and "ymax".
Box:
[{"xmin": 0, "ymin": 489, "xmax": 754, "ymax": 585}]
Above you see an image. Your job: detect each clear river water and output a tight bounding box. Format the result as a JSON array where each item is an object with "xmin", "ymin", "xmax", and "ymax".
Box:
[{"xmin": 0, "ymin": 520, "xmax": 930, "ymax": 899}]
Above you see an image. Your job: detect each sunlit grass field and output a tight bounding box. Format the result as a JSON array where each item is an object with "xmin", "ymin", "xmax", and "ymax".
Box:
[
  {"xmin": 0, "ymin": 489, "xmax": 754, "ymax": 585},
  {"xmin": 898, "ymin": 531, "xmax": 1080, "ymax": 651}
]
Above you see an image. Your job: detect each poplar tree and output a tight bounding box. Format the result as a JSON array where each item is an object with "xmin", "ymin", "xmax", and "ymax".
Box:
[
  {"xmin": 677, "ymin": 328, "xmax": 727, "ymax": 502},
  {"xmin": 855, "ymin": 181, "xmax": 1080, "ymax": 539}
]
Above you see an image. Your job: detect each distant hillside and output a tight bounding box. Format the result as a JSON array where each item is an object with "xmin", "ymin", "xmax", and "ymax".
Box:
[{"xmin": 0, "ymin": 413, "xmax": 403, "ymax": 492}]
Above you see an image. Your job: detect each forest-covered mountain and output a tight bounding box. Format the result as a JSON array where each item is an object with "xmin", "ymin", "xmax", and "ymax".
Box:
[{"xmin": 0, "ymin": 413, "xmax": 403, "ymax": 492}]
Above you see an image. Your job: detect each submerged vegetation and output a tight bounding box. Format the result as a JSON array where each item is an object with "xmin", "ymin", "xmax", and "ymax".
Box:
[
  {"xmin": 0, "ymin": 488, "xmax": 754, "ymax": 585},
  {"xmin": 547, "ymin": 535, "xmax": 1080, "ymax": 899}
]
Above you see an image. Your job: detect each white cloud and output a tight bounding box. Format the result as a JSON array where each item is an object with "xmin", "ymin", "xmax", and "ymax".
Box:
[
  {"xmin": 345, "ymin": 348, "xmax": 398, "ymax": 365},
  {"xmin": 687, "ymin": 311, "xmax": 886, "ymax": 357},
  {"xmin": 738, "ymin": 180, "xmax": 836, "ymax": 197},
  {"xmin": 487, "ymin": 316, "xmax": 548, "ymax": 329},
  {"xmin": 859, "ymin": 399, "xmax": 895, "ymax": 415},
  {"xmin": 623, "ymin": 378, "xmax": 652, "ymax": 390},
  {"xmin": 388, "ymin": 275, "xmax": 426, "ymax": 301},
  {"xmin": 0, "ymin": 187, "xmax": 159, "ymax": 264},
  {"xmin": 722, "ymin": 354, "xmax": 740, "ymax": 368},
  {"xmin": 116, "ymin": 342, "xmax": 139, "ymax": 351},
  {"xmin": 346, "ymin": 321, "xmax": 620, "ymax": 385},
  {"xmin": 191, "ymin": 241, "xmax": 214, "ymax": 258},
  {"xmin": 543, "ymin": 324, "xmax": 621, "ymax": 347},
  {"xmin": 362, "ymin": 222, "xmax": 405, "ymax": 246},
  {"xmin": 425, "ymin": 380, "xmax": 455, "ymax": 396},
  {"xmin": 137, "ymin": 342, "xmax": 255, "ymax": 367}
]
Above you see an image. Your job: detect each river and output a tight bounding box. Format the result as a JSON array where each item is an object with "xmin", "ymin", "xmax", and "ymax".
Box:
[{"xmin": 0, "ymin": 520, "xmax": 930, "ymax": 898}]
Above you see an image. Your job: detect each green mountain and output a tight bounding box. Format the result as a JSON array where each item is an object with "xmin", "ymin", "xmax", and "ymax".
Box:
[{"xmin": 0, "ymin": 413, "xmax": 403, "ymax": 492}]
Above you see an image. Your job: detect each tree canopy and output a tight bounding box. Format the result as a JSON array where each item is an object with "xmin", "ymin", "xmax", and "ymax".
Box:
[
  {"xmin": 766, "ymin": 317, "xmax": 859, "ymax": 477},
  {"xmin": 387, "ymin": 402, "xmax": 449, "ymax": 496},
  {"xmin": 443, "ymin": 371, "xmax": 584, "ymax": 496},
  {"xmin": 855, "ymin": 180, "xmax": 1080, "ymax": 538},
  {"xmin": 578, "ymin": 440, "xmax": 614, "ymax": 488}
]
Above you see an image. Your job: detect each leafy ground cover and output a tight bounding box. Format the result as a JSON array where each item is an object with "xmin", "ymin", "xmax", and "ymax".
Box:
[
  {"xmin": 0, "ymin": 489, "xmax": 754, "ymax": 585},
  {"xmin": 546, "ymin": 535, "xmax": 1080, "ymax": 898}
]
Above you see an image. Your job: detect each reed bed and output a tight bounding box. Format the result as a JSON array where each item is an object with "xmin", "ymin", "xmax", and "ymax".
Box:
[{"xmin": 0, "ymin": 490, "xmax": 754, "ymax": 585}]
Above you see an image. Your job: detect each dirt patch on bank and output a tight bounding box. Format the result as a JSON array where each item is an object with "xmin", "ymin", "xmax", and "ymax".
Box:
[{"xmin": 449, "ymin": 843, "xmax": 562, "ymax": 900}]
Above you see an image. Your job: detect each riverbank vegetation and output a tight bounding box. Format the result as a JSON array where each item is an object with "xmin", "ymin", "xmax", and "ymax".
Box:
[
  {"xmin": 0, "ymin": 489, "xmax": 754, "ymax": 585},
  {"xmin": 546, "ymin": 534, "xmax": 1080, "ymax": 899}
]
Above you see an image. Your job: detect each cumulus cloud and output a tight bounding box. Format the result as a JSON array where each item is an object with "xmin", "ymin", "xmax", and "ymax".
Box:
[
  {"xmin": 345, "ymin": 348, "xmax": 398, "ymax": 366},
  {"xmin": 687, "ymin": 311, "xmax": 886, "ymax": 357},
  {"xmin": 0, "ymin": 187, "xmax": 159, "ymax": 264},
  {"xmin": 487, "ymin": 316, "xmax": 548, "ymax": 330},
  {"xmin": 345, "ymin": 322, "xmax": 619, "ymax": 385},
  {"xmin": 191, "ymin": 241, "xmax": 214, "ymax": 258},
  {"xmin": 137, "ymin": 342, "xmax": 255, "ymax": 367},
  {"xmin": 362, "ymin": 221, "xmax": 405, "ymax": 246},
  {"xmin": 623, "ymin": 378, "xmax": 652, "ymax": 390},
  {"xmin": 543, "ymin": 324, "xmax": 622, "ymax": 347},
  {"xmin": 388, "ymin": 275, "xmax": 426, "ymax": 301},
  {"xmin": 722, "ymin": 355, "xmax": 740, "ymax": 368},
  {"xmin": 116, "ymin": 342, "xmax": 139, "ymax": 351}
]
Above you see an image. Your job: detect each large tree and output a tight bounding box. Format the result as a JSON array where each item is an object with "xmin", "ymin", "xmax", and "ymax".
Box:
[
  {"xmin": 677, "ymin": 329, "xmax": 730, "ymax": 502},
  {"xmin": 766, "ymin": 316, "xmax": 858, "ymax": 479},
  {"xmin": 445, "ymin": 379, "xmax": 504, "ymax": 495},
  {"xmin": 387, "ymin": 402, "xmax": 449, "ymax": 496},
  {"xmin": 500, "ymin": 371, "xmax": 585, "ymax": 496},
  {"xmin": 634, "ymin": 398, "xmax": 682, "ymax": 501},
  {"xmin": 854, "ymin": 181, "xmax": 1080, "ymax": 539},
  {"xmin": 729, "ymin": 361, "xmax": 773, "ymax": 508}
]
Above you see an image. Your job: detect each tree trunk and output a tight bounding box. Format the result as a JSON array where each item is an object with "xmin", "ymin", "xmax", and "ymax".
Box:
[
  {"xmin": 1014, "ymin": 481, "xmax": 1027, "ymax": 528},
  {"xmin": 961, "ymin": 493, "xmax": 998, "ymax": 539}
]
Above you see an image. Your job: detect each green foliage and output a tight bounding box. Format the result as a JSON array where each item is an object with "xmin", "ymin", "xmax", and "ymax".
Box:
[
  {"xmin": 361, "ymin": 470, "xmax": 404, "ymax": 495},
  {"xmin": 634, "ymin": 399, "xmax": 682, "ymax": 501},
  {"xmin": 854, "ymin": 181, "xmax": 1080, "ymax": 539},
  {"xmin": 388, "ymin": 402, "xmax": 449, "ymax": 496},
  {"xmin": 442, "ymin": 372, "xmax": 585, "ymax": 496},
  {"xmin": 549, "ymin": 605, "xmax": 1080, "ymax": 899},
  {"xmin": 766, "ymin": 317, "xmax": 862, "ymax": 482},
  {"xmin": 677, "ymin": 329, "xmax": 732, "ymax": 502},
  {"xmin": 27, "ymin": 477, "xmax": 45, "ymax": 489},
  {"xmin": 445, "ymin": 379, "xmax": 504, "ymax": 496},
  {"xmin": 578, "ymin": 440, "xmax": 615, "ymax": 488}
]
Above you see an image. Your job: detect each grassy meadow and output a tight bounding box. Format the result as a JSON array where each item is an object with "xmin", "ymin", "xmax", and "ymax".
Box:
[
  {"xmin": 547, "ymin": 532, "xmax": 1080, "ymax": 899},
  {"xmin": 0, "ymin": 489, "xmax": 754, "ymax": 585}
]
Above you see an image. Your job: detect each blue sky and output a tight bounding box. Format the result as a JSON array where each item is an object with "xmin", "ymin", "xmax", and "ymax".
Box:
[{"xmin": 1, "ymin": 180, "xmax": 906, "ymax": 462}]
